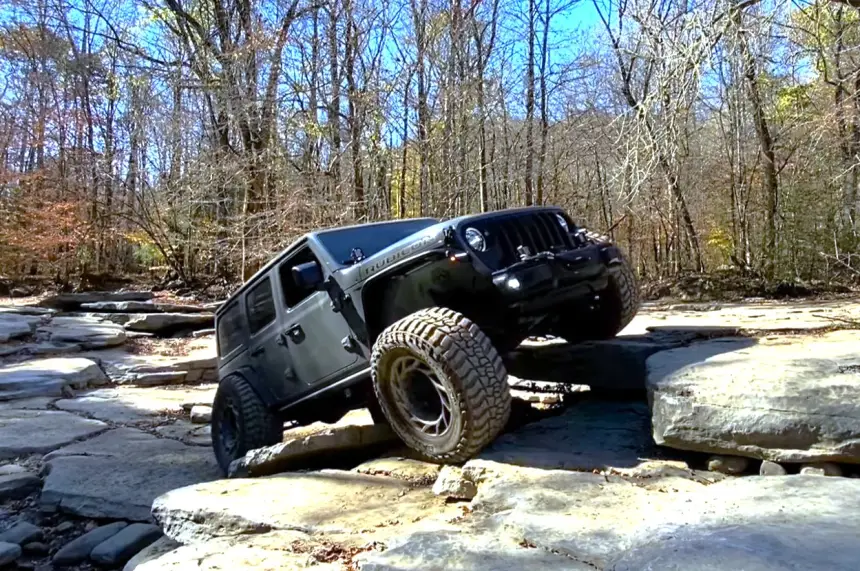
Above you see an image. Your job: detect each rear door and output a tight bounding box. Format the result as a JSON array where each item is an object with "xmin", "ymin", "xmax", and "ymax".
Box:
[
  {"xmin": 277, "ymin": 245, "xmax": 361, "ymax": 386},
  {"xmin": 245, "ymin": 276, "xmax": 299, "ymax": 400}
]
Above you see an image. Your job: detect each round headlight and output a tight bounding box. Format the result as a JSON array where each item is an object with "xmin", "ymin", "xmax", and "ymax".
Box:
[
  {"xmin": 556, "ymin": 213, "xmax": 570, "ymax": 233},
  {"xmin": 464, "ymin": 227, "xmax": 487, "ymax": 251}
]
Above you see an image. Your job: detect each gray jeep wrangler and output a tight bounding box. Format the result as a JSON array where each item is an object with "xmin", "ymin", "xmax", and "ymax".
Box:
[{"xmin": 211, "ymin": 206, "xmax": 638, "ymax": 474}]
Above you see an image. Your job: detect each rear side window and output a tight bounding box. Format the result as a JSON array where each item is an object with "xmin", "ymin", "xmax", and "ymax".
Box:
[
  {"xmin": 246, "ymin": 277, "xmax": 276, "ymax": 334},
  {"xmin": 217, "ymin": 302, "xmax": 244, "ymax": 356}
]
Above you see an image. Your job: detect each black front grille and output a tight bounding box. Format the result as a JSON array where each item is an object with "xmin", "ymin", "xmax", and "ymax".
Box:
[{"xmin": 469, "ymin": 211, "xmax": 574, "ymax": 269}]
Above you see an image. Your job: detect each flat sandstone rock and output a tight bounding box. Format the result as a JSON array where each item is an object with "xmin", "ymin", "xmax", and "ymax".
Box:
[
  {"xmin": 0, "ymin": 409, "xmax": 106, "ymax": 458},
  {"xmin": 647, "ymin": 330, "xmax": 860, "ymax": 463},
  {"xmin": 39, "ymin": 316, "xmax": 126, "ymax": 349},
  {"xmin": 41, "ymin": 428, "xmax": 220, "ymax": 521},
  {"xmin": 358, "ymin": 461, "xmax": 860, "ymax": 571},
  {"xmin": 152, "ymin": 470, "xmax": 435, "ymax": 544},
  {"xmin": 0, "ymin": 357, "xmax": 108, "ymax": 401}
]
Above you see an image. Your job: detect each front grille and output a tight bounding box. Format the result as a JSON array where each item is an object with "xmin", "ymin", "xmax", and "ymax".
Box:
[{"xmin": 469, "ymin": 211, "xmax": 574, "ymax": 269}]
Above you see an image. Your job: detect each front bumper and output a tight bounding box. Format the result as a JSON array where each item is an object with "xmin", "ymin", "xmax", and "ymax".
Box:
[{"xmin": 488, "ymin": 242, "xmax": 621, "ymax": 307}]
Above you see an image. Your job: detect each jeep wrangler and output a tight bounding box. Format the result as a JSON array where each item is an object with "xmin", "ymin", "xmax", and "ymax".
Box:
[{"xmin": 211, "ymin": 206, "xmax": 638, "ymax": 474}]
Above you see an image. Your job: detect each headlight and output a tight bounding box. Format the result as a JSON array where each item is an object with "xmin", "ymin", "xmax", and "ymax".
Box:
[
  {"xmin": 464, "ymin": 227, "xmax": 487, "ymax": 251},
  {"xmin": 555, "ymin": 213, "xmax": 570, "ymax": 233}
]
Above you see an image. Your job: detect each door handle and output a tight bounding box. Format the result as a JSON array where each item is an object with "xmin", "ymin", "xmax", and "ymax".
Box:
[
  {"xmin": 250, "ymin": 346, "xmax": 266, "ymax": 357},
  {"xmin": 284, "ymin": 324, "xmax": 304, "ymax": 343}
]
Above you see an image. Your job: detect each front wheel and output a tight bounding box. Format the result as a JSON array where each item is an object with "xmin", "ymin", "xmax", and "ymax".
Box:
[
  {"xmin": 371, "ymin": 307, "xmax": 511, "ymax": 463},
  {"xmin": 556, "ymin": 249, "xmax": 639, "ymax": 342},
  {"xmin": 211, "ymin": 374, "xmax": 283, "ymax": 475}
]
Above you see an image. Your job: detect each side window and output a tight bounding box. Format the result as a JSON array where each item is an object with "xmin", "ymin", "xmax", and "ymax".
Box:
[
  {"xmin": 246, "ymin": 277, "xmax": 276, "ymax": 334},
  {"xmin": 217, "ymin": 302, "xmax": 244, "ymax": 356},
  {"xmin": 280, "ymin": 246, "xmax": 322, "ymax": 307}
]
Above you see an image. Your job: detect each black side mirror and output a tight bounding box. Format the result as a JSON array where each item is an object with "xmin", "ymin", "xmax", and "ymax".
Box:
[{"xmin": 292, "ymin": 261, "xmax": 323, "ymax": 290}]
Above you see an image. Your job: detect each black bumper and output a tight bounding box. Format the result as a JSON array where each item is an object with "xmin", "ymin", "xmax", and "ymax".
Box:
[{"xmin": 487, "ymin": 243, "xmax": 621, "ymax": 308}]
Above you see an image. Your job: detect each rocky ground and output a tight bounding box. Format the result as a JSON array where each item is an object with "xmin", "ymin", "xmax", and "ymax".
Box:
[{"xmin": 0, "ymin": 292, "xmax": 858, "ymax": 570}]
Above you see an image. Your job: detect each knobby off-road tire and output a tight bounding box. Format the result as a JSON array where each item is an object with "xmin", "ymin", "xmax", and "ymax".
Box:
[
  {"xmin": 371, "ymin": 307, "xmax": 511, "ymax": 463},
  {"xmin": 556, "ymin": 235, "xmax": 640, "ymax": 342},
  {"xmin": 599, "ymin": 250, "xmax": 639, "ymax": 337},
  {"xmin": 211, "ymin": 374, "xmax": 283, "ymax": 475}
]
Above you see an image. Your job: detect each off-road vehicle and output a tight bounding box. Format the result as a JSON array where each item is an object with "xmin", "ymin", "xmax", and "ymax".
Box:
[{"xmin": 211, "ymin": 206, "xmax": 638, "ymax": 474}]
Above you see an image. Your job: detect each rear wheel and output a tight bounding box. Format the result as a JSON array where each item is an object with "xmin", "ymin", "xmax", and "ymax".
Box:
[
  {"xmin": 211, "ymin": 374, "xmax": 283, "ymax": 475},
  {"xmin": 371, "ymin": 307, "xmax": 511, "ymax": 463}
]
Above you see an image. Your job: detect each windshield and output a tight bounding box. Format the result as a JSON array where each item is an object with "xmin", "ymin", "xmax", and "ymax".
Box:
[{"xmin": 317, "ymin": 219, "xmax": 438, "ymax": 265}]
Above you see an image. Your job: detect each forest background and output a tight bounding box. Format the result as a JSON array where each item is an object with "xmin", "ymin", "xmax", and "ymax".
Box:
[{"xmin": 1, "ymin": 0, "xmax": 859, "ymax": 297}]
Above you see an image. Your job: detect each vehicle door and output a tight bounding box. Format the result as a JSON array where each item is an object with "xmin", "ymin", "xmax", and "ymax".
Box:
[
  {"xmin": 244, "ymin": 275, "xmax": 299, "ymax": 401},
  {"xmin": 277, "ymin": 244, "xmax": 361, "ymax": 386}
]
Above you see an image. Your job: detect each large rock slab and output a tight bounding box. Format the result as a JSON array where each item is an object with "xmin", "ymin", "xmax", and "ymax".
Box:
[
  {"xmin": 55, "ymin": 384, "xmax": 217, "ymax": 426},
  {"xmin": 124, "ymin": 313, "xmax": 214, "ymax": 335},
  {"xmin": 357, "ymin": 530, "xmax": 585, "ymax": 571},
  {"xmin": 0, "ymin": 314, "xmax": 41, "ymax": 342},
  {"xmin": 42, "ymin": 428, "xmax": 219, "ymax": 521},
  {"xmin": 0, "ymin": 357, "xmax": 109, "ymax": 400},
  {"xmin": 39, "ymin": 291, "xmax": 154, "ymax": 310},
  {"xmin": 0, "ymin": 409, "xmax": 106, "ymax": 458},
  {"xmin": 647, "ymin": 331, "xmax": 860, "ymax": 463},
  {"xmin": 81, "ymin": 301, "xmax": 212, "ymax": 314},
  {"xmin": 127, "ymin": 531, "xmax": 339, "ymax": 571},
  {"xmin": 479, "ymin": 401, "xmax": 659, "ymax": 472},
  {"xmin": 152, "ymin": 471, "xmax": 436, "ymax": 544},
  {"xmin": 373, "ymin": 461, "xmax": 860, "ymax": 570},
  {"xmin": 39, "ymin": 316, "xmax": 126, "ymax": 349},
  {"xmin": 239, "ymin": 424, "xmax": 396, "ymax": 477},
  {"xmin": 80, "ymin": 339, "xmax": 216, "ymax": 384},
  {"xmin": 625, "ymin": 298, "xmax": 860, "ymax": 335}
]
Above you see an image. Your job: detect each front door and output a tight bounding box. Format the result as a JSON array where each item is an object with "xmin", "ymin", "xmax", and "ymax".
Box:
[
  {"xmin": 277, "ymin": 246, "xmax": 361, "ymax": 386},
  {"xmin": 245, "ymin": 276, "xmax": 299, "ymax": 401}
]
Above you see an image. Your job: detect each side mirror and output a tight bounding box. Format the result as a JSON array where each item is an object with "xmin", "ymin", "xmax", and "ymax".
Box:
[{"xmin": 292, "ymin": 261, "xmax": 323, "ymax": 290}]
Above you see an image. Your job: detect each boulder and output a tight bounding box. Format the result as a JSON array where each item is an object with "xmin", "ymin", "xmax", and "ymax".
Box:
[
  {"xmin": 241, "ymin": 424, "xmax": 396, "ymax": 477},
  {"xmin": 52, "ymin": 522, "xmax": 128, "ymax": 566},
  {"xmin": 647, "ymin": 331, "xmax": 860, "ymax": 463},
  {"xmin": 0, "ymin": 314, "xmax": 40, "ymax": 342},
  {"xmin": 0, "ymin": 357, "xmax": 108, "ymax": 400},
  {"xmin": 41, "ymin": 428, "xmax": 220, "ymax": 521},
  {"xmin": 189, "ymin": 405, "xmax": 211, "ymax": 424},
  {"xmin": 124, "ymin": 313, "xmax": 214, "ymax": 335},
  {"xmin": 40, "ymin": 316, "xmax": 126, "ymax": 349},
  {"xmin": 0, "ymin": 542, "xmax": 21, "ymax": 566},
  {"xmin": 0, "ymin": 410, "xmax": 106, "ymax": 458},
  {"xmin": 152, "ymin": 470, "xmax": 434, "ymax": 544},
  {"xmin": 39, "ymin": 291, "xmax": 154, "ymax": 310},
  {"xmin": 760, "ymin": 461, "xmax": 787, "ymax": 476},
  {"xmin": 90, "ymin": 523, "xmax": 162, "ymax": 566},
  {"xmin": 0, "ymin": 472, "xmax": 41, "ymax": 500},
  {"xmin": 432, "ymin": 466, "xmax": 477, "ymax": 500},
  {"xmin": 0, "ymin": 522, "xmax": 42, "ymax": 544}
]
